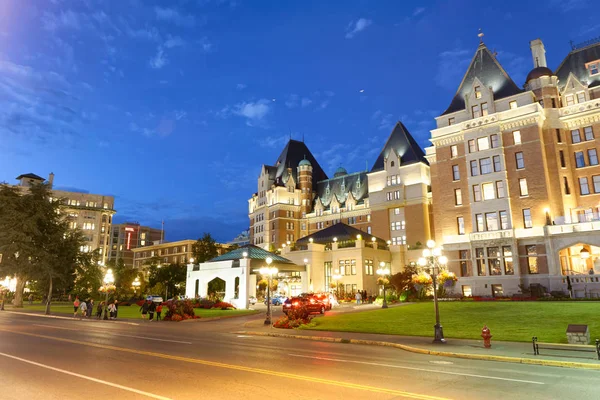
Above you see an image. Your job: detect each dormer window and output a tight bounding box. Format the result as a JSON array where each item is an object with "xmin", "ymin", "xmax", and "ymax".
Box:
[
  {"xmin": 475, "ymin": 86, "xmax": 482, "ymax": 99},
  {"xmin": 472, "ymin": 104, "xmax": 481, "ymax": 118},
  {"xmin": 509, "ymin": 101, "xmax": 517, "ymax": 110},
  {"xmin": 448, "ymin": 117, "xmax": 455, "ymax": 126},
  {"xmin": 586, "ymin": 60, "xmax": 599, "ymax": 76},
  {"xmin": 577, "ymin": 92, "xmax": 586, "ymax": 103},
  {"xmin": 481, "ymin": 102, "xmax": 489, "ymax": 116},
  {"xmin": 565, "ymin": 94, "xmax": 575, "ymax": 106},
  {"xmin": 390, "ymin": 161, "xmax": 395, "ymax": 167}
]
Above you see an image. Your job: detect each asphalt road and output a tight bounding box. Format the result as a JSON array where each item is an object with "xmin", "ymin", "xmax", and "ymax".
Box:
[{"xmin": 0, "ymin": 311, "xmax": 598, "ymax": 400}]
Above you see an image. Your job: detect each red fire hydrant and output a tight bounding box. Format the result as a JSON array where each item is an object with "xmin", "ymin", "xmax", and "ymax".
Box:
[{"xmin": 481, "ymin": 325, "xmax": 492, "ymax": 348}]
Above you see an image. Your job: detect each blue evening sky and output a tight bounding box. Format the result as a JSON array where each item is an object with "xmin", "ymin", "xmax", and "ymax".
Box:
[{"xmin": 0, "ymin": 0, "xmax": 597, "ymax": 242}]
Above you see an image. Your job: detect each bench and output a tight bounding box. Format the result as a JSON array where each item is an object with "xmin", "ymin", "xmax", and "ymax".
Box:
[{"xmin": 532, "ymin": 336, "xmax": 600, "ymax": 360}]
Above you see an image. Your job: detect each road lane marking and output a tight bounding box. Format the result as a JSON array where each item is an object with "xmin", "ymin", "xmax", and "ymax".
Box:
[
  {"xmin": 32, "ymin": 324, "xmax": 192, "ymax": 344},
  {"xmin": 0, "ymin": 351, "xmax": 172, "ymax": 400},
  {"xmin": 3, "ymin": 311, "xmax": 139, "ymax": 325},
  {"xmin": 288, "ymin": 354, "xmax": 545, "ymax": 385},
  {"xmin": 0, "ymin": 328, "xmax": 450, "ymax": 400}
]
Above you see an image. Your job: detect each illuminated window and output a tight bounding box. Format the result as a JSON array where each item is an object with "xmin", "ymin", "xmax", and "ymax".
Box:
[
  {"xmin": 474, "ymin": 86, "xmax": 482, "ymax": 99},
  {"xmin": 499, "ymin": 211, "xmax": 509, "ymax": 230},
  {"xmin": 523, "ymin": 209, "xmax": 532, "ymax": 228},
  {"xmin": 509, "ymin": 101, "xmax": 517, "ymax": 109},
  {"xmin": 503, "ymin": 246, "xmax": 514, "ymax": 275},
  {"xmin": 454, "ymin": 189, "xmax": 463, "ymax": 205},
  {"xmin": 477, "ymin": 137, "xmax": 489, "ymax": 151},
  {"xmin": 526, "ymin": 245, "xmax": 538, "ymax": 274},
  {"xmin": 475, "ymin": 214, "xmax": 484, "ymax": 232},
  {"xmin": 482, "ymin": 183, "xmax": 495, "ymax": 200},
  {"xmin": 513, "ymin": 131, "xmax": 521, "ymax": 144},
  {"xmin": 450, "ymin": 145, "xmax": 458, "ymax": 158},
  {"xmin": 519, "ymin": 178, "xmax": 529, "ymax": 196},
  {"xmin": 475, "ymin": 248, "xmax": 486, "ymax": 275},
  {"xmin": 462, "ymin": 286, "xmax": 472, "ymax": 297},
  {"xmin": 485, "ymin": 213, "xmax": 498, "ymax": 231},
  {"xmin": 457, "ymin": 217, "xmax": 465, "ymax": 235}
]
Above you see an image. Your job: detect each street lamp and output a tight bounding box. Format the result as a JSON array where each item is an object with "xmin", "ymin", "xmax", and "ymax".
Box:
[
  {"xmin": 102, "ymin": 269, "xmax": 115, "ymax": 320},
  {"xmin": 132, "ymin": 277, "xmax": 140, "ymax": 294},
  {"xmin": 418, "ymin": 240, "xmax": 448, "ymax": 343},
  {"xmin": 259, "ymin": 257, "xmax": 278, "ymax": 325},
  {"xmin": 376, "ymin": 262, "xmax": 390, "ymax": 309}
]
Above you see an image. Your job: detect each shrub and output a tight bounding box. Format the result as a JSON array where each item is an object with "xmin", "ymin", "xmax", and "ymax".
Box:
[
  {"xmin": 212, "ymin": 301, "xmax": 235, "ymax": 310},
  {"xmin": 117, "ymin": 301, "xmax": 131, "ymax": 306},
  {"xmin": 164, "ymin": 299, "xmax": 200, "ymax": 321},
  {"xmin": 135, "ymin": 300, "xmax": 145, "ymax": 307},
  {"xmin": 197, "ymin": 298, "xmax": 215, "ymax": 309}
]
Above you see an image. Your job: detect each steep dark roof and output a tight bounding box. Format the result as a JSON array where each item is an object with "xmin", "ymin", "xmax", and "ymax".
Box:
[
  {"xmin": 315, "ymin": 171, "xmax": 368, "ymax": 207},
  {"xmin": 16, "ymin": 173, "xmax": 45, "ymax": 181},
  {"xmin": 370, "ymin": 121, "xmax": 427, "ymax": 172},
  {"xmin": 273, "ymin": 139, "xmax": 328, "ymax": 190},
  {"xmin": 555, "ymin": 42, "xmax": 600, "ymax": 90},
  {"xmin": 209, "ymin": 244, "xmax": 294, "ymax": 264},
  {"xmin": 441, "ymin": 43, "xmax": 523, "ymax": 116},
  {"xmin": 296, "ymin": 223, "xmax": 388, "ymax": 247}
]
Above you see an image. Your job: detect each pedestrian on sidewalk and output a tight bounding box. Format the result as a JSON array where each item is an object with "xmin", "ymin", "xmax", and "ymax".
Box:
[
  {"xmin": 79, "ymin": 301, "xmax": 87, "ymax": 319},
  {"xmin": 355, "ymin": 291, "xmax": 362, "ymax": 305},
  {"xmin": 156, "ymin": 304, "xmax": 163, "ymax": 321},
  {"xmin": 140, "ymin": 300, "xmax": 150, "ymax": 320},
  {"xmin": 108, "ymin": 301, "xmax": 117, "ymax": 320},
  {"xmin": 96, "ymin": 301, "xmax": 104, "ymax": 319},
  {"xmin": 148, "ymin": 300, "xmax": 156, "ymax": 321},
  {"xmin": 73, "ymin": 296, "xmax": 80, "ymax": 317},
  {"xmin": 28, "ymin": 294, "xmax": 33, "ymax": 305},
  {"xmin": 87, "ymin": 299, "xmax": 94, "ymax": 318},
  {"xmin": 113, "ymin": 300, "xmax": 119, "ymax": 319}
]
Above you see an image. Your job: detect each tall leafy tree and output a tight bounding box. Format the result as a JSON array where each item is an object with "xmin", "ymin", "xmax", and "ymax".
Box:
[
  {"xmin": 192, "ymin": 233, "xmax": 220, "ymax": 263},
  {"xmin": 148, "ymin": 263, "xmax": 186, "ymax": 299}
]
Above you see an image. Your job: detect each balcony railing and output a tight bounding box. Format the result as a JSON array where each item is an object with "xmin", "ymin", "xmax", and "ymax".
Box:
[
  {"xmin": 559, "ymin": 98, "xmax": 600, "ymax": 117},
  {"xmin": 470, "ymin": 229, "xmax": 513, "ymax": 242}
]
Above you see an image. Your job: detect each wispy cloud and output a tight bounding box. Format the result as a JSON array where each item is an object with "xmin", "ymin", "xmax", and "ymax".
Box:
[
  {"xmin": 233, "ymin": 99, "xmax": 272, "ymax": 126},
  {"xmin": 435, "ymin": 48, "xmax": 471, "ymax": 91},
  {"xmin": 301, "ymin": 97, "xmax": 312, "ymax": 107},
  {"xmin": 42, "ymin": 9, "xmax": 82, "ymax": 31},
  {"xmin": 164, "ymin": 35, "xmax": 185, "ymax": 48},
  {"xmin": 551, "ymin": 0, "xmax": 588, "ymax": 11},
  {"xmin": 412, "ymin": 7, "xmax": 426, "ymax": 17},
  {"xmin": 174, "ymin": 110, "xmax": 187, "ymax": 120},
  {"xmin": 285, "ymin": 94, "xmax": 299, "ymax": 108},
  {"xmin": 372, "ymin": 110, "xmax": 394, "ymax": 131},
  {"xmin": 149, "ymin": 47, "xmax": 168, "ymax": 69},
  {"xmin": 236, "ymin": 83, "xmax": 247, "ymax": 90},
  {"xmin": 258, "ymin": 135, "xmax": 289, "ymax": 148},
  {"xmin": 496, "ymin": 51, "xmax": 529, "ymax": 85},
  {"xmin": 198, "ymin": 36, "xmax": 213, "ymax": 52},
  {"xmin": 154, "ymin": 7, "xmax": 196, "ymax": 27},
  {"xmin": 345, "ymin": 18, "xmax": 372, "ymax": 39}
]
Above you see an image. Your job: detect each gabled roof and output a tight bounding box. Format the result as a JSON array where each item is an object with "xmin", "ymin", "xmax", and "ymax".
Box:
[
  {"xmin": 209, "ymin": 244, "xmax": 295, "ymax": 264},
  {"xmin": 315, "ymin": 171, "xmax": 368, "ymax": 207},
  {"xmin": 555, "ymin": 42, "xmax": 600, "ymax": 90},
  {"xmin": 16, "ymin": 173, "xmax": 45, "ymax": 181},
  {"xmin": 441, "ymin": 43, "xmax": 523, "ymax": 116},
  {"xmin": 273, "ymin": 139, "xmax": 328, "ymax": 190},
  {"xmin": 296, "ymin": 222, "xmax": 388, "ymax": 247},
  {"xmin": 370, "ymin": 122, "xmax": 427, "ymax": 172}
]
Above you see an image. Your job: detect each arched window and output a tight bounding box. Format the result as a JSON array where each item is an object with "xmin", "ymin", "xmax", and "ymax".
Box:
[
  {"xmin": 194, "ymin": 279, "xmax": 200, "ymax": 298},
  {"xmin": 234, "ymin": 277, "xmax": 240, "ymax": 299},
  {"xmin": 390, "ymin": 161, "xmax": 395, "ymax": 167}
]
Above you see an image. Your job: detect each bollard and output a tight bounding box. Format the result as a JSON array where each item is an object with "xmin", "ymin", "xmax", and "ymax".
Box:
[{"xmin": 481, "ymin": 325, "xmax": 492, "ymax": 348}]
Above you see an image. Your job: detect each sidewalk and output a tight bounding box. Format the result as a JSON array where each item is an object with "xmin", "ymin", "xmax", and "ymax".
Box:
[{"xmin": 238, "ymin": 318, "xmax": 600, "ymax": 370}]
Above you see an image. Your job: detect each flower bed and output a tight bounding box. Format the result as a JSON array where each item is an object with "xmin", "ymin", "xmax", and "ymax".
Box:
[
  {"xmin": 164, "ymin": 299, "xmax": 200, "ymax": 321},
  {"xmin": 212, "ymin": 301, "xmax": 235, "ymax": 310},
  {"xmin": 273, "ymin": 307, "xmax": 311, "ymax": 329}
]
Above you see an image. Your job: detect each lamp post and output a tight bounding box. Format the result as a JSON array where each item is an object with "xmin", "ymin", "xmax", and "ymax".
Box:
[
  {"xmin": 418, "ymin": 240, "xmax": 448, "ymax": 343},
  {"xmin": 259, "ymin": 257, "xmax": 278, "ymax": 325},
  {"xmin": 132, "ymin": 277, "xmax": 140, "ymax": 294},
  {"xmin": 102, "ymin": 269, "xmax": 115, "ymax": 320},
  {"xmin": 376, "ymin": 262, "xmax": 390, "ymax": 309}
]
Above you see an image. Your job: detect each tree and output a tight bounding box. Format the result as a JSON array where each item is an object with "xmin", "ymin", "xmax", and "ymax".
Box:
[
  {"xmin": 112, "ymin": 257, "xmax": 138, "ymax": 298},
  {"xmin": 192, "ymin": 233, "xmax": 219, "ymax": 264},
  {"xmin": 389, "ymin": 264, "xmax": 419, "ymax": 294},
  {"xmin": 148, "ymin": 263, "xmax": 186, "ymax": 300}
]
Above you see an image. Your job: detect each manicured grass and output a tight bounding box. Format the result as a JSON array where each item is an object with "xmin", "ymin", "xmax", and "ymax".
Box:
[
  {"xmin": 303, "ymin": 301, "xmax": 600, "ymax": 343},
  {"xmin": 10, "ymin": 303, "xmax": 257, "ymax": 320}
]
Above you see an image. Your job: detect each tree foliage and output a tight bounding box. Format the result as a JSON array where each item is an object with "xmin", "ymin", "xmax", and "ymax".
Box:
[
  {"xmin": 148, "ymin": 263, "xmax": 186, "ymax": 299},
  {"xmin": 192, "ymin": 233, "xmax": 219, "ymax": 263},
  {"xmin": 389, "ymin": 264, "xmax": 419, "ymax": 293}
]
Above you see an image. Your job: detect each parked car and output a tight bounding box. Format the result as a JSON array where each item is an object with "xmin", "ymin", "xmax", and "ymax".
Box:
[
  {"xmin": 149, "ymin": 295, "xmax": 164, "ymax": 303},
  {"xmin": 311, "ymin": 293, "xmax": 332, "ymax": 311},
  {"xmin": 265, "ymin": 295, "xmax": 287, "ymax": 306},
  {"xmin": 283, "ymin": 296, "xmax": 326, "ymax": 315},
  {"xmin": 248, "ymin": 296, "xmax": 257, "ymax": 305}
]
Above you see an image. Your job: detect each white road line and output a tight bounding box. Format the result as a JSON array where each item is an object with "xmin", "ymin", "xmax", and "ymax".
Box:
[
  {"xmin": 0, "ymin": 351, "xmax": 173, "ymax": 400},
  {"xmin": 288, "ymin": 354, "xmax": 545, "ymax": 385},
  {"xmin": 33, "ymin": 324, "xmax": 192, "ymax": 345}
]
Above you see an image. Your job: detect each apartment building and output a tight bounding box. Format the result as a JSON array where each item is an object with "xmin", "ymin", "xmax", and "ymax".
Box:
[
  {"xmin": 5, "ymin": 173, "xmax": 115, "ymax": 265},
  {"xmin": 132, "ymin": 239, "xmax": 196, "ymax": 268},
  {"xmin": 427, "ymin": 37, "xmax": 600, "ymax": 297},
  {"xmin": 106, "ymin": 223, "xmax": 163, "ymax": 268}
]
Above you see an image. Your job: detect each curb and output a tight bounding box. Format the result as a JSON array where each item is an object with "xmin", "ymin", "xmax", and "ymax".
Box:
[
  {"xmin": 181, "ymin": 310, "xmax": 260, "ymax": 323},
  {"xmin": 2, "ymin": 310, "xmax": 141, "ymax": 325},
  {"xmin": 235, "ymin": 330, "xmax": 600, "ymax": 370}
]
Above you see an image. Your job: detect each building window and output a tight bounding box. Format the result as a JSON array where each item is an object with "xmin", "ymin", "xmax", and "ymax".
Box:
[
  {"xmin": 495, "ymin": 181, "xmax": 505, "ymax": 198},
  {"xmin": 481, "ymin": 102, "xmax": 489, "ymax": 116},
  {"xmin": 584, "ymin": 127, "xmax": 594, "ymax": 141},
  {"xmin": 470, "ymin": 160, "xmax": 478, "ymax": 176},
  {"xmin": 588, "ymin": 149, "xmax": 598, "ymax": 166},
  {"xmin": 491, "ymin": 284, "xmax": 504, "ymax": 297},
  {"xmin": 487, "ymin": 247, "xmax": 501, "ymax": 275},
  {"xmin": 480, "ymin": 158, "xmax": 492, "ymax": 174},
  {"xmin": 579, "ymin": 177, "xmax": 590, "ymax": 195},
  {"xmin": 564, "ymin": 176, "xmax": 571, "ymax": 195},
  {"xmin": 503, "ymin": 246, "xmax": 514, "ymax": 275},
  {"xmin": 499, "ymin": 210, "xmax": 509, "ymax": 230},
  {"xmin": 577, "ymin": 92, "xmax": 586, "ymax": 103},
  {"xmin": 454, "ymin": 189, "xmax": 463, "ymax": 206},
  {"xmin": 493, "ymin": 155, "xmax": 501, "ymax": 172},
  {"xmin": 523, "ymin": 209, "xmax": 532, "ymax": 228},
  {"xmin": 476, "ymin": 213, "xmax": 484, "ymax": 232},
  {"xmin": 452, "ymin": 165, "xmax": 460, "ymax": 180},
  {"xmin": 367, "ymin": 226, "xmax": 371, "ymax": 234},
  {"xmin": 526, "ymin": 245, "xmax": 538, "ymax": 274},
  {"xmin": 450, "ymin": 145, "xmax": 458, "ymax": 158},
  {"xmin": 519, "ymin": 178, "xmax": 529, "ymax": 196},
  {"xmin": 556, "ymin": 129, "xmax": 562, "ymax": 143},
  {"xmin": 448, "ymin": 117, "xmax": 455, "ymax": 126},
  {"xmin": 459, "ymin": 250, "xmax": 469, "ymax": 277},
  {"xmin": 468, "ymin": 139, "xmax": 476, "ymax": 153},
  {"xmin": 462, "ymin": 285, "xmax": 472, "ymax": 297},
  {"xmin": 566, "ymin": 94, "xmax": 575, "ymax": 106},
  {"xmin": 475, "ymin": 248, "xmax": 486, "ymax": 276},
  {"xmin": 588, "ymin": 62, "xmax": 599, "ymax": 76},
  {"xmin": 509, "ymin": 100, "xmax": 518, "ymax": 110},
  {"xmin": 364, "ymin": 259, "xmax": 374, "ymax": 275},
  {"xmin": 485, "ymin": 212, "xmax": 498, "ymax": 231},
  {"xmin": 559, "ymin": 151, "xmax": 566, "ymax": 168},
  {"xmin": 571, "ymin": 129, "xmax": 581, "ymax": 143},
  {"xmin": 593, "ymin": 175, "xmax": 600, "ymax": 193},
  {"xmin": 477, "ymin": 137, "xmax": 489, "ymax": 151},
  {"xmin": 490, "ymin": 134, "xmax": 499, "ymax": 148},
  {"xmin": 473, "ymin": 185, "xmax": 482, "ymax": 202},
  {"xmin": 472, "ymin": 104, "xmax": 481, "ymax": 118},
  {"xmin": 575, "ymin": 151, "xmax": 585, "ymax": 168},
  {"xmin": 474, "ymin": 86, "xmax": 482, "ymax": 99},
  {"xmin": 394, "ymin": 208, "xmax": 401, "ymax": 215},
  {"xmin": 457, "ymin": 217, "xmax": 465, "ymax": 235},
  {"xmin": 515, "ymin": 152, "xmax": 525, "ymax": 169},
  {"xmin": 482, "ymin": 182, "xmax": 495, "ymax": 200}
]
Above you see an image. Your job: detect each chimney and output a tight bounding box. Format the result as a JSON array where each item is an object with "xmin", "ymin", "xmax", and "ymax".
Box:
[
  {"xmin": 530, "ymin": 39, "xmax": 547, "ymax": 68},
  {"xmin": 48, "ymin": 172, "xmax": 54, "ymax": 189}
]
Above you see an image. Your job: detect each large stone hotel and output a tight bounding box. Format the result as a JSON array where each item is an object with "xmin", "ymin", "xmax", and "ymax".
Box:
[{"xmin": 248, "ymin": 36, "xmax": 600, "ymax": 298}]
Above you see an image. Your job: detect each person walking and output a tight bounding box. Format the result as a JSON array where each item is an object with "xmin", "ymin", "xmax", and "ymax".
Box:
[
  {"xmin": 96, "ymin": 301, "xmax": 104, "ymax": 319},
  {"xmin": 87, "ymin": 299, "xmax": 94, "ymax": 318},
  {"xmin": 107, "ymin": 301, "xmax": 117, "ymax": 320},
  {"xmin": 79, "ymin": 300, "xmax": 87, "ymax": 319},
  {"xmin": 355, "ymin": 291, "xmax": 362, "ymax": 305},
  {"xmin": 112, "ymin": 300, "xmax": 119, "ymax": 319},
  {"xmin": 28, "ymin": 294, "xmax": 33, "ymax": 305},
  {"xmin": 73, "ymin": 296, "xmax": 80, "ymax": 317},
  {"xmin": 156, "ymin": 304, "xmax": 163, "ymax": 321},
  {"xmin": 140, "ymin": 300, "xmax": 150, "ymax": 320},
  {"xmin": 148, "ymin": 300, "xmax": 157, "ymax": 321}
]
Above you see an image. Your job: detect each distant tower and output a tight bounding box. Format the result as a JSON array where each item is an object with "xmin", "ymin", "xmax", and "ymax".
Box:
[{"xmin": 298, "ymin": 158, "xmax": 313, "ymax": 217}]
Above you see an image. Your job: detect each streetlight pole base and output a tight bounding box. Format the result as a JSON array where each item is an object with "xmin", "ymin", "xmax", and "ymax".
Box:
[
  {"xmin": 382, "ymin": 301, "xmax": 388, "ymax": 309},
  {"xmin": 433, "ymin": 323, "xmax": 446, "ymax": 343},
  {"xmin": 264, "ymin": 318, "xmax": 271, "ymax": 325}
]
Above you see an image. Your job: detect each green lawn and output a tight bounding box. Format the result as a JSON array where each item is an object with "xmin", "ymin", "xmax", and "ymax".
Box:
[
  {"xmin": 11, "ymin": 303, "xmax": 257, "ymax": 320},
  {"xmin": 304, "ymin": 301, "xmax": 600, "ymax": 343}
]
